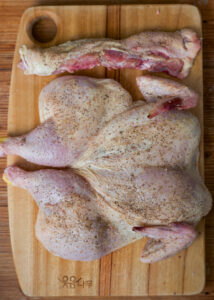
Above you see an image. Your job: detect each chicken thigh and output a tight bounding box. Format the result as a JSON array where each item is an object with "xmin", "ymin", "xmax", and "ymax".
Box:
[
  {"xmin": 3, "ymin": 166, "xmax": 140, "ymax": 260},
  {"xmin": 1, "ymin": 75, "xmax": 212, "ymax": 263},
  {"xmin": 0, "ymin": 76, "xmax": 132, "ymax": 166}
]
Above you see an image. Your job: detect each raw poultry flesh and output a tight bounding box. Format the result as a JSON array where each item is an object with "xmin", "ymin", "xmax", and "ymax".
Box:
[
  {"xmin": 4, "ymin": 166, "xmax": 139, "ymax": 260},
  {"xmin": 19, "ymin": 29, "xmax": 201, "ymax": 78},
  {"xmin": 0, "ymin": 76, "xmax": 132, "ymax": 166},
  {"xmin": 1, "ymin": 75, "xmax": 212, "ymax": 263}
]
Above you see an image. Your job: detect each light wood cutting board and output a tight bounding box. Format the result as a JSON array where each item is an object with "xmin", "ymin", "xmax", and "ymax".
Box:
[{"xmin": 7, "ymin": 4, "xmax": 204, "ymax": 297}]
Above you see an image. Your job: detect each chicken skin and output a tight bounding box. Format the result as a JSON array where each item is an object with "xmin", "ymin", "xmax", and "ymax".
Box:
[
  {"xmin": 0, "ymin": 76, "xmax": 132, "ymax": 166},
  {"xmin": 1, "ymin": 75, "xmax": 212, "ymax": 263},
  {"xmin": 4, "ymin": 166, "xmax": 140, "ymax": 261},
  {"xmin": 19, "ymin": 29, "xmax": 201, "ymax": 78}
]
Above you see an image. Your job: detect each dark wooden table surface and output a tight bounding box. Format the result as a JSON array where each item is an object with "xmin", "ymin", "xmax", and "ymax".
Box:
[{"xmin": 0, "ymin": 0, "xmax": 214, "ymax": 299}]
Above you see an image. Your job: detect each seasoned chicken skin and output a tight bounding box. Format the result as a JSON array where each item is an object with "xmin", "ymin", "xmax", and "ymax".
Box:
[
  {"xmin": 1, "ymin": 75, "xmax": 212, "ymax": 263},
  {"xmin": 0, "ymin": 76, "xmax": 132, "ymax": 166},
  {"xmin": 4, "ymin": 166, "xmax": 140, "ymax": 261},
  {"xmin": 19, "ymin": 29, "xmax": 201, "ymax": 78}
]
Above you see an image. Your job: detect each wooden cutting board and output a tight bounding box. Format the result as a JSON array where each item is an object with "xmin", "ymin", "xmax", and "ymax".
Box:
[{"xmin": 8, "ymin": 4, "xmax": 204, "ymax": 297}]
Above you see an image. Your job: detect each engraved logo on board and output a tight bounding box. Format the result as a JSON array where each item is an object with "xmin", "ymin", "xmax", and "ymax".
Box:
[{"xmin": 58, "ymin": 275, "xmax": 93, "ymax": 289}]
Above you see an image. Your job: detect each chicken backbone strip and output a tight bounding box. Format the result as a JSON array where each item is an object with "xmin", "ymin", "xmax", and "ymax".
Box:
[{"xmin": 19, "ymin": 29, "xmax": 201, "ymax": 78}]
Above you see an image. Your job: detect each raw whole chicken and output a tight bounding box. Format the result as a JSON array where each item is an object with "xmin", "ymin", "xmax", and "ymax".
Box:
[
  {"xmin": 18, "ymin": 29, "xmax": 201, "ymax": 78},
  {"xmin": 1, "ymin": 75, "xmax": 212, "ymax": 263}
]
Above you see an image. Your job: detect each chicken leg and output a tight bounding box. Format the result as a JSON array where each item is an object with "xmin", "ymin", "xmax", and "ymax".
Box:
[
  {"xmin": 0, "ymin": 76, "xmax": 132, "ymax": 166},
  {"xmin": 0, "ymin": 119, "xmax": 70, "ymax": 167},
  {"xmin": 3, "ymin": 166, "xmax": 140, "ymax": 260}
]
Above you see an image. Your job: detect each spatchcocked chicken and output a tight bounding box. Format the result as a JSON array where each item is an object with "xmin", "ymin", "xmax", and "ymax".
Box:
[
  {"xmin": 18, "ymin": 29, "xmax": 200, "ymax": 78},
  {"xmin": 1, "ymin": 75, "xmax": 212, "ymax": 263}
]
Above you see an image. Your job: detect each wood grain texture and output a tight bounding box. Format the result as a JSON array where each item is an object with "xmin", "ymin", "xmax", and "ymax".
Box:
[
  {"xmin": 0, "ymin": 1, "xmax": 214, "ymax": 299},
  {"xmin": 6, "ymin": 4, "xmax": 205, "ymax": 297}
]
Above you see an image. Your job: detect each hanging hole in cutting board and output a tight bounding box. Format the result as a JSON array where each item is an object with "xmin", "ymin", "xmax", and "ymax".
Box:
[{"xmin": 29, "ymin": 16, "xmax": 57, "ymax": 43}]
